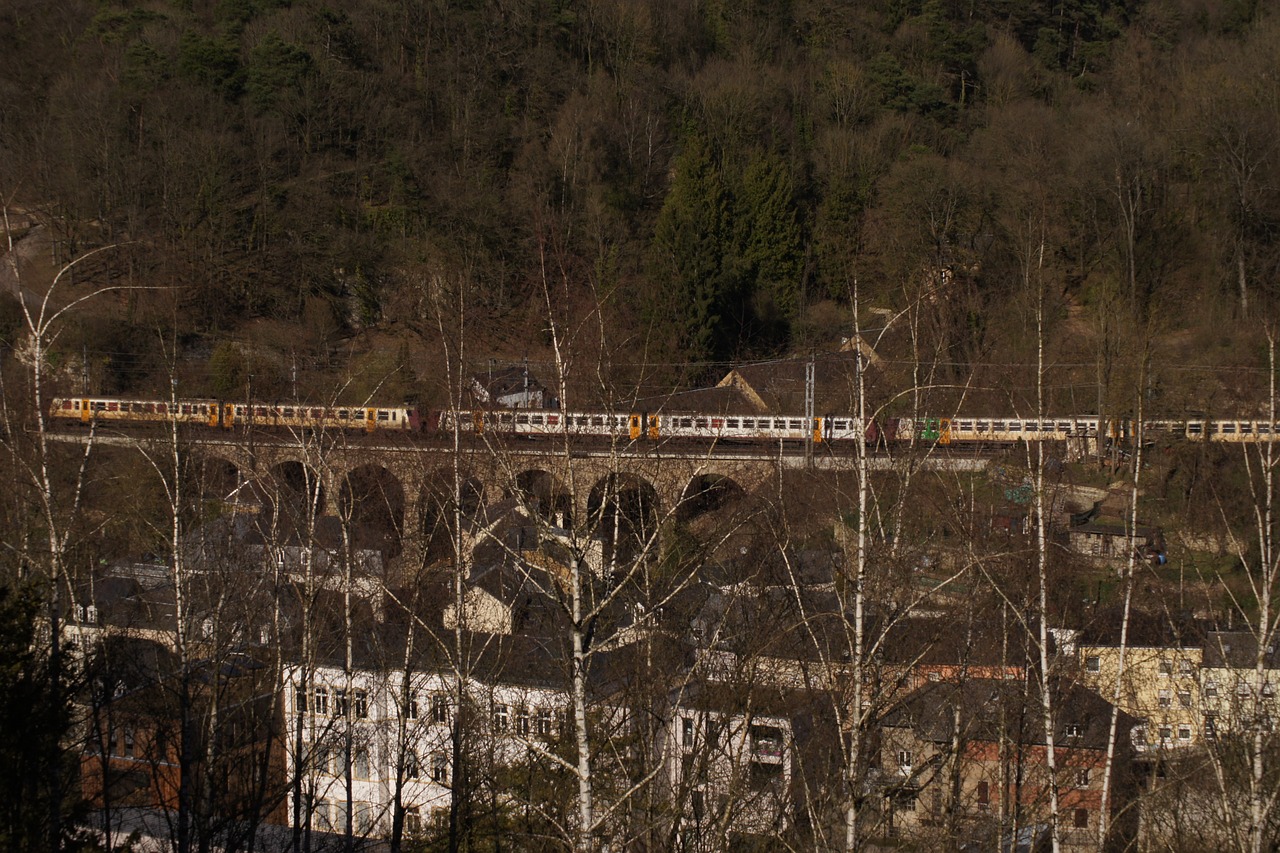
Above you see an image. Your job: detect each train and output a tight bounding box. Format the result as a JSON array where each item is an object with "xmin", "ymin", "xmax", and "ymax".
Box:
[{"xmin": 47, "ymin": 395, "xmax": 1280, "ymax": 445}]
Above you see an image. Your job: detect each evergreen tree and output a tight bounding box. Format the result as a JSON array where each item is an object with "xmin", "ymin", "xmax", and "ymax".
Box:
[{"xmin": 0, "ymin": 584, "xmax": 76, "ymax": 853}]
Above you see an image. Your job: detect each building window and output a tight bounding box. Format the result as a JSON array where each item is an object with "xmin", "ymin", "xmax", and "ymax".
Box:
[
  {"xmin": 406, "ymin": 697, "xmax": 419, "ymax": 720},
  {"xmin": 353, "ymin": 690, "xmax": 368, "ymax": 719},
  {"xmin": 897, "ymin": 750, "xmax": 913, "ymax": 772},
  {"xmin": 354, "ymin": 746, "xmax": 371, "ymax": 780},
  {"xmin": 1206, "ymin": 681, "xmax": 1219, "ymax": 699},
  {"xmin": 431, "ymin": 694, "xmax": 449, "ymax": 724},
  {"xmin": 1179, "ymin": 659, "xmax": 1195, "ymax": 676},
  {"xmin": 1179, "ymin": 690, "xmax": 1193, "ymax": 707},
  {"xmin": 405, "ymin": 807, "xmax": 421, "ymax": 836},
  {"xmin": 927, "ymin": 670, "xmax": 941, "ymax": 682},
  {"xmin": 1086, "ymin": 656, "xmax": 1101, "ymax": 673},
  {"xmin": 1075, "ymin": 769, "xmax": 1090, "ymax": 787},
  {"xmin": 515, "ymin": 707, "xmax": 531, "ymax": 736},
  {"xmin": 122, "ymin": 727, "xmax": 135, "ymax": 759},
  {"xmin": 295, "ymin": 687, "xmax": 308, "ymax": 714},
  {"xmin": 1205, "ymin": 715, "xmax": 1218, "ymax": 740},
  {"xmin": 1178, "ymin": 726, "xmax": 1192, "ymax": 741},
  {"xmin": 1239, "ymin": 680, "xmax": 1252, "ymax": 697},
  {"xmin": 336, "ymin": 689, "xmax": 349, "ymax": 718},
  {"xmin": 431, "ymin": 752, "xmax": 448, "ymax": 784},
  {"xmin": 1160, "ymin": 659, "xmax": 1173, "ymax": 677},
  {"xmin": 1159, "ymin": 726, "xmax": 1172, "ymax": 742},
  {"xmin": 1074, "ymin": 808, "xmax": 1089, "ymax": 829},
  {"xmin": 682, "ymin": 718, "xmax": 695, "ymax": 747},
  {"xmin": 356, "ymin": 801, "xmax": 374, "ymax": 833},
  {"xmin": 977, "ymin": 780, "xmax": 990, "ymax": 809},
  {"xmin": 405, "ymin": 750, "xmax": 420, "ymax": 779},
  {"xmin": 535, "ymin": 708, "xmax": 555, "ymax": 737},
  {"xmin": 314, "ymin": 686, "xmax": 329, "ymax": 717},
  {"xmin": 493, "ymin": 703, "xmax": 509, "ymax": 733},
  {"xmin": 1158, "ymin": 689, "xmax": 1172, "ymax": 708},
  {"xmin": 1065, "ymin": 723, "xmax": 1083, "ymax": 738}
]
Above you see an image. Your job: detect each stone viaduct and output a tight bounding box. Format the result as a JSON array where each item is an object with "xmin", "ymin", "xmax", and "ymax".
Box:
[{"xmin": 193, "ymin": 435, "xmax": 789, "ymax": 549}]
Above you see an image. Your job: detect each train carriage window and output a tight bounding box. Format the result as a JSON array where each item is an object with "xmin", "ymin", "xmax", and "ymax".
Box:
[
  {"xmin": 576, "ymin": 416, "xmax": 587, "ymax": 426},
  {"xmin": 530, "ymin": 415, "xmax": 544, "ymax": 425},
  {"xmin": 679, "ymin": 418, "xmax": 692, "ymax": 428},
  {"xmin": 61, "ymin": 400, "xmax": 72, "ymax": 410},
  {"xmin": 337, "ymin": 410, "xmax": 348, "ymax": 419},
  {"xmin": 156, "ymin": 404, "xmax": 166, "ymax": 414},
  {"xmin": 256, "ymin": 407, "xmax": 268, "ymax": 417},
  {"xmin": 181, "ymin": 405, "xmax": 191, "ymax": 414},
  {"xmin": 1259, "ymin": 424, "xmax": 1272, "ymax": 435},
  {"xmin": 1058, "ymin": 421, "xmax": 1070, "ymax": 431},
  {"xmin": 144, "ymin": 404, "xmax": 155, "ymax": 413},
  {"xmin": 310, "ymin": 409, "xmax": 321, "ymax": 418},
  {"xmin": 976, "ymin": 421, "xmax": 988, "ymax": 431},
  {"xmin": 130, "ymin": 403, "xmax": 142, "ymax": 413},
  {"xmin": 1008, "ymin": 422, "xmax": 1021, "ymax": 431},
  {"xmin": 377, "ymin": 411, "xmax": 389, "ymax": 421},
  {"xmin": 391, "ymin": 411, "xmax": 398, "ymax": 421},
  {"xmin": 1188, "ymin": 423, "xmax": 1203, "ymax": 435},
  {"xmin": 106, "ymin": 402, "xmax": 118, "ymax": 411},
  {"xmin": 959, "ymin": 420, "xmax": 973, "ymax": 431},
  {"xmin": 789, "ymin": 419, "xmax": 802, "ymax": 429},
  {"xmin": 499, "ymin": 413, "xmax": 513, "ymax": 424},
  {"xmin": 740, "ymin": 419, "xmax": 754, "ymax": 429},
  {"xmin": 546, "ymin": 415, "xmax": 559, "ymax": 425},
  {"xmin": 516, "ymin": 415, "xmax": 530, "ymax": 425},
  {"xmin": 695, "ymin": 418, "xmax": 707, "ymax": 428},
  {"xmin": 1241, "ymin": 423, "xmax": 1253, "ymax": 434},
  {"xmin": 592, "ymin": 416, "xmax": 604, "ymax": 426},
  {"xmin": 726, "ymin": 419, "xmax": 739, "ymax": 428},
  {"xmin": 992, "ymin": 421, "xmax": 1005, "ymax": 430},
  {"xmin": 834, "ymin": 419, "xmax": 849, "ymax": 430},
  {"xmin": 283, "ymin": 408, "xmax": 295, "ymax": 417},
  {"xmin": 1221, "ymin": 424, "xmax": 1235, "ymax": 434},
  {"xmin": 711, "ymin": 418, "xmax": 723, "ymax": 429}
]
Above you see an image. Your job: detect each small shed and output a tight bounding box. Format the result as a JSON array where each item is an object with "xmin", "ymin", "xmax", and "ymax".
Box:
[{"xmin": 1068, "ymin": 519, "xmax": 1165, "ymax": 563}]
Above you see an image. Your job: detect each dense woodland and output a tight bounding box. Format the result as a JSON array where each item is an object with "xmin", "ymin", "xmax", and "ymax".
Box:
[
  {"xmin": 6, "ymin": 2, "xmax": 1280, "ymax": 853},
  {"xmin": 1, "ymin": 0, "xmax": 1279, "ymax": 402}
]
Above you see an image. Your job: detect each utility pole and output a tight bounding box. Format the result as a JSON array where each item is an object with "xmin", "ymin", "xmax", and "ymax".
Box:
[{"xmin": 804, "ymin": 356, "xmax": 815, "ymax": 468}]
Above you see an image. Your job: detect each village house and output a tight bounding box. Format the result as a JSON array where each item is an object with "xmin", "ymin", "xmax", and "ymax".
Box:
[
  {"xmin": 1199, "ymin": 630, "xmax": 1280, "ymax": 739},
  {"xmin": 878, "ymin": 677, "xmax": 1138, "ymax": 850},
  {"xmin": 1075, "ymin": 613, "xmax": 1205, "ymax": 751},
  {"xmin": 470, "ymin": 364, "xmax": 549, "ymax": 409}
]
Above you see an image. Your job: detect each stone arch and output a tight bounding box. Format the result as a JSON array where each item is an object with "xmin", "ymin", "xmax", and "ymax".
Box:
[
  {"xmin": 587, "ymin": 473, "xmax": 658, "ymax": 561},
  {"xmin": 418, "ymin": 468, "xmax": 485, "ymax": 561},
  {"xmin": 190, "ymin": 454, "xmax": 252, "ymax": 509},
  {"xmin": 260, "ymin": 460, "xmax": 327, "ymax": 523},
  {"xmin": 678, "ymin": 473, "xmax": 746, "ymax": 520},
  {"xmin": 339, "ymin": 465, "xmax": 407, "ymax": 557},
  {"xmin": 510, "ymin": 469, "xmax": 572, "ymax": 527}
]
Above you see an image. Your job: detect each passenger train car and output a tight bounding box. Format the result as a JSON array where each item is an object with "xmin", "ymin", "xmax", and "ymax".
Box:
[
  {"xmin": 50, "ymin": 397, "xmax": 421, "ymax": 433},
  {"xmin": 47, "ymin": 395, "xmax": 1280, "ymax": 446}
]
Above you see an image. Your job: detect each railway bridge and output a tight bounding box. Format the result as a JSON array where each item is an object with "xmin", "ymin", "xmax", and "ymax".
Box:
[{"xmin": 53, "ymin": 431, "xmax": 817, "ymax": 568}]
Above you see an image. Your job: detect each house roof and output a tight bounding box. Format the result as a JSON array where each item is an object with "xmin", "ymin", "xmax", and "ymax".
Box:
[
  {"xmin": 881, "ymin": 677, "xmax": 1135, "ymax": 752},
  {"xmin": 1202, "ymin": 631, "xmax": 1280, "ymax": 669}
]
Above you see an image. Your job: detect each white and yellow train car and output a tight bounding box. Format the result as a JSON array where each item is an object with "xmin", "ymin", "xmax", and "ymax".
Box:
[{"xmin": 50, "ymin": 397, "xmax": 220, "ymax": 427}]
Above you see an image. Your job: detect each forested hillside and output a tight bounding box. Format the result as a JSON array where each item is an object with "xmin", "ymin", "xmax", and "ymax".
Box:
[{"xmin": 1, "ymin": 0, "xmax": 1278, "ymax": 403}]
